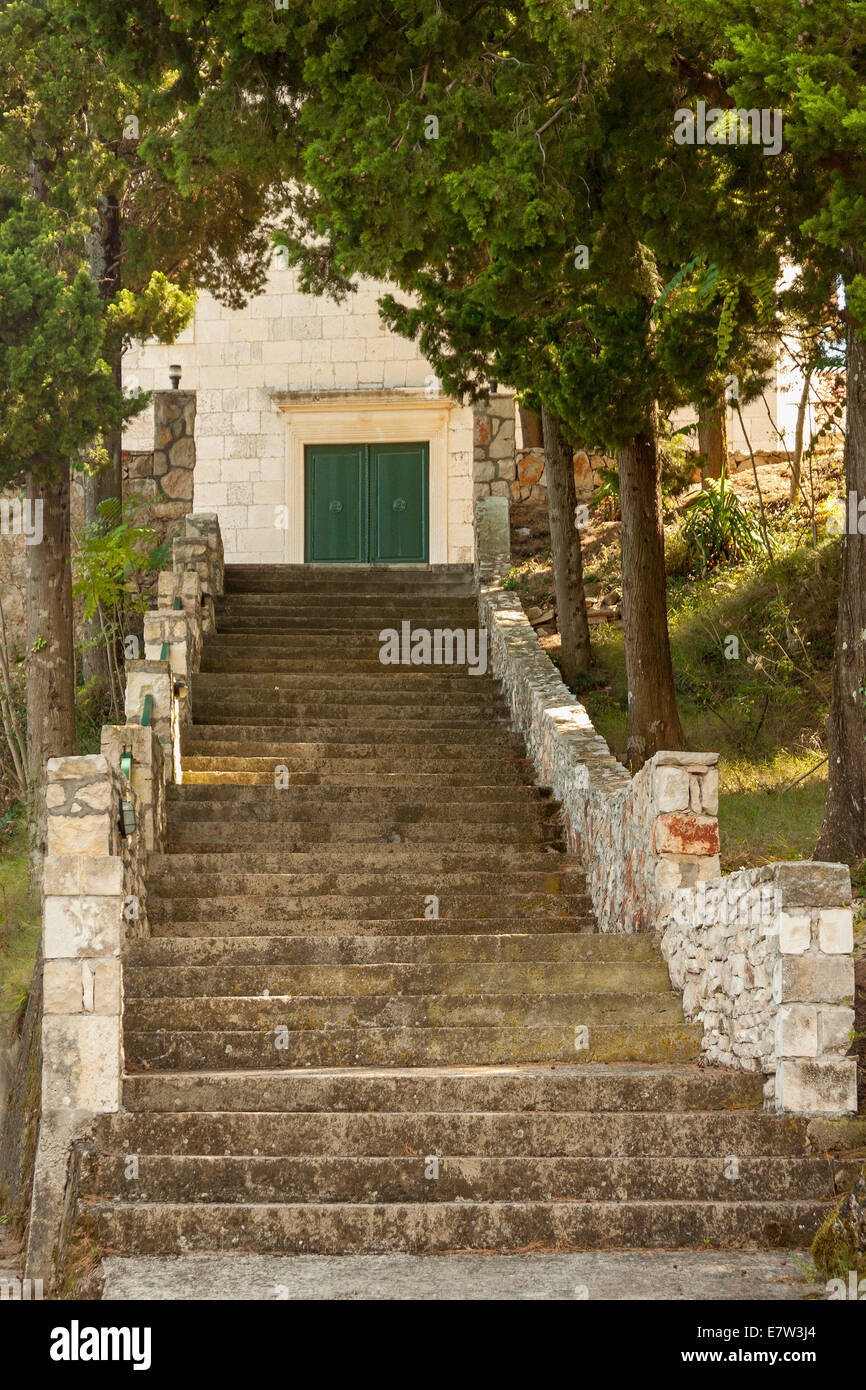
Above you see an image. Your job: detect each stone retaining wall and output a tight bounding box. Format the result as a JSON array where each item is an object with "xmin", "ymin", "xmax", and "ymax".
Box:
[
  {"xmin": 25, "ymin": 513, "xmax": 223, "ymax": 1285},
  {"xmin": 477, "ymin": 569, "xmax": 857, "ymax": 1117}
]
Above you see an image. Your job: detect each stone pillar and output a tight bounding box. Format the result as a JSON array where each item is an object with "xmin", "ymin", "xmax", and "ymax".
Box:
[
  {"xmin": 124, "ymin": 659, "xmax": 178, "ymax": 779},
  {"xmin": 143, "ymin": 606, "xmax": 201, "ymax": 686},
  {"xmin": 473, "ymin": 396, "xmax": 516, "ymax": 501},
  {"xmin": 183, "ymin": 512, "xmax": 224, "ymax": 595},
  {"xmin": 152, "ymin": 390, "xmax": 196, "ymax": 523},
  {"xmin": 773, "ymin": 863, "xmax": 857, "ymax": 1115},
  {"xmin": 473, "ymin": 495, "xmax": 511, "ymax": 588},
  {"xmin": 648, "ymin": 752, "xmax": 722, "ymax": 896},
  {"xmin": 27, "ymin": 754, "xmax": 148, "ymax": 1284},
  {"xmin": 100, "ymin": 723, "xmax": 166, "ymax": 851}
]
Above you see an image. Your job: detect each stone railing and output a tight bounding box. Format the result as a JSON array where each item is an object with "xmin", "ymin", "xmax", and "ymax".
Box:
[
  {"xmin": 477, "ymin": 570, "xmax": 857, "ymax": 1117},
  {"xmin": 25, "ymin": 513, "xmax": 223, "ymax": 1284}
]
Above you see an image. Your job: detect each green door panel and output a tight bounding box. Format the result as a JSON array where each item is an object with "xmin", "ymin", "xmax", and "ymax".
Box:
[
  {"xmin": 304, "ymin": 444, "xmax": 366, "ymax": 562},
  {"xmin": 369, "ymin": 443, "xmax": 429, "ymax": 563}
]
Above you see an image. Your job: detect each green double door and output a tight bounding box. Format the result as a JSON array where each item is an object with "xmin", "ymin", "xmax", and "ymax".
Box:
[{"xmin": 305, "ymin": 442, "xmax": 429, "ymax": 563}]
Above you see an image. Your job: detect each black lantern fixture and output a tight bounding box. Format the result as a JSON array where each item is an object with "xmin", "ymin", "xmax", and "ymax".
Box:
[
  {"xmin": 488, "ymin": 378, "xmax": 498, "ymax": 394},
  {"xmin": 119, "ymin": 797, "xmax": 137, "ymax": 837},
  {"xmin": 169, "ymin": 363, "xmax": 182, "ymax": 390}
]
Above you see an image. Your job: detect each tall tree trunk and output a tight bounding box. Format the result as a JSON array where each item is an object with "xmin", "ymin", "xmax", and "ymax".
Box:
[
  {"xmin": 816, "ymin": 257, "xmax": 866, "ymax": 863},
  {"xmin": 519, "ymin": 406, "xmax": 544, "ymax": 449},
  {"xmin": 82, "ymin": 196, "xmax": 123, "ymax": 688},
  {"xmin": 789, "ymin": 365, "xmax": 813, "ymax": 504},
  {"xmin": 26, "ymin": 461, "xmax": 77, "ymax": 877},
  {"xmin": 698, "ymin": 399, "xmax": 728, "ymax": 481},
  {"xmin": 541, "ymin": 407, "xmax": 591, "ymax": 686},
  {"xmin": 617, "ymin": 418, "xmax": 685, "ymax": 769}
]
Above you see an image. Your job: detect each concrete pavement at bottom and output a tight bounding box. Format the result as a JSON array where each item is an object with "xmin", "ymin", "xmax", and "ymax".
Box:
[{"xmin": 100, "ymin": 1250, "xmax": 819, "ymax": 1301}]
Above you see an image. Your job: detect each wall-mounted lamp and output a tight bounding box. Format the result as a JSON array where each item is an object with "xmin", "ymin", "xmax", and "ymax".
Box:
[
  {"xmin": 488, "ymin": 379, "xmax": 499, "ymax": 394},
  {"xmin": 169, "ymin": 364, "xmax": 182, "ymax": 390},
  {"xmin": 119, "ymin": 798, "xmax": 137, "ymax": 837}
]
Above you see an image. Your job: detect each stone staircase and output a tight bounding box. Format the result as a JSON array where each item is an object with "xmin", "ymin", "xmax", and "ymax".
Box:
[{"xmin": 79, "ymin": 565, "xmax": 846, "ymax": 1255}]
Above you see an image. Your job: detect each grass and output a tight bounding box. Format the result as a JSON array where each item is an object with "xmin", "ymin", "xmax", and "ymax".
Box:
[
  {"xmin": 0, "ymin": 815, "xmax": 40, "ymax": 1025},
  {"xmin": 509, "ymin": 470, "xmax": 859, "ymax": 880}
]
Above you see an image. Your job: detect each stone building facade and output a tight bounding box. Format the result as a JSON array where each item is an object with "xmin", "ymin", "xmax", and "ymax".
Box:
[{"xmin": 122, "ymin": 259, "xmax": 796, "ymax": 564}]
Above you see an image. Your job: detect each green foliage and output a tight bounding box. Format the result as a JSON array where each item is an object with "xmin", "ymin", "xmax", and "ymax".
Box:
[
  {"xmin": 72, "ymin": 496, "xmax": 168, "ymax": 720},
  {"xmin": 73, "ymin": 496, "xmax": 167, "ymax": 624},
  {"xmin": 105, "ymin": 272, "xmax": 196, "ymax": 352},
  {"xmin": 0, "ymin": 204, "xmax": 128, "ymax": 483},
  {"xmin": 677, "ymin": 471, "xmax": 765, "ymax": 576}
]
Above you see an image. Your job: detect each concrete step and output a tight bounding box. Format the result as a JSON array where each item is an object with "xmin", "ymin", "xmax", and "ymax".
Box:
[
  {"xmin": 179, "ymin": 767, "xmax": 540, "ymax": 787},
  {"xmin": 85, "ymin": 1199, "xmax": 831, "ymax": 1253},
  {"xmin": 147, "ymin": 852, "xmax": 583, "ymax": 879},
  {"xmin": 123, "ymin": 1022, "xmax": 701, "ymax": 1069},
  {"xmin": 223, "ymin": 562, "xmax": 474, "ymax": 584},
  {"xmin": 84, "ymin": 1153, "xmax": 845, "ymax": 1205},
  {"xmin": 124, "ymin": 960, "xmax": 673, "ymax": 1000},
  {"xmin": 189, "ymin": 722, "xmax": 514, "ymax": 745},
  {"xmin": 191, "ymin": 673, "xmax": 499, "ymax": 692},
  {"xmin": 190, "ymin": 689, "xmax": 510, "ymax": 711},
  {"xmin": 179, "ymin": 739, "xmax": 530, "ymax": 760},
  {"xmin": 125, "ymin": 989, "xmax": 684, "ymax": 1032},
  {"xmin": 146, "ymin": 916, "xmax": 598, "ymax": 939},
  {"xmin": 97, "ymin": 1106, "xmax": 809, "ymax": 1156},
  {"xmin": 118, "ymin": 1064, "xmax": 766, "ymax": 1114},
  {"xmin": 164, "ymin": 785, "xmax": 559, "ymax": 814},
  {"xmin": 163, "ymin": 823, "xmax": 563, "ymax": 849},
  {"xmin": 125, "ymin": 934, "xmax": 665, "ymax": 968},
  {"xmin": 198, "ymin": 664, "xmax": 492, "ymax": 681},
  {"xmin": 147, "ymin": 892, "xmax": 593, "ymax": 922}
]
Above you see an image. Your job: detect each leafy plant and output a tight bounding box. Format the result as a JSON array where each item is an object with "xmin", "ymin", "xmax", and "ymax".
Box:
[
  {"xmin": 678, "ymin": 470, "xmax": 764, "ymax": 576},
  {"xmin": 72, "ymin": 497, "xmax": 170, "ymax": 721}
]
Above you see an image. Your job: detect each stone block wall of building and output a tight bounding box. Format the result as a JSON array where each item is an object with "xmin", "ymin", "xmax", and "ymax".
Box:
[{"xmin": 123, "ymin": 265, "xmax": 476, "ymax": 564}]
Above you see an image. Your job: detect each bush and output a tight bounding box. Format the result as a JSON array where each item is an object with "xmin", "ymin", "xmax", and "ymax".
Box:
[{"xmin": 675, "ymin": 471, "xmax": 764, "ymax": 576}]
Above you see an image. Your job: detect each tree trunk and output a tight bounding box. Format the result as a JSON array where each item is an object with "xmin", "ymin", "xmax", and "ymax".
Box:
[
  {"xmin": 26, "ymin": 461, "xmax": 77, "ymax": 876},
  {"xmin": 816, "ymin": 257, "xmax": 866, "ymax": 863},
  {"xmin": 617, "ymin": 420, "xmax": 685, "ymax": 769},
  {"xmin": 82, "ymin": 196, "xmax": 123, "ymax": 688},
  {"xmin": 519, "ymin": 406, "xmax": 544, "ymax": 449},
  {"xmin": 698, "ymin": 400, "xmax": 728, "ymax": 481},
  {"xmin": 789, "ymin": 365, "xmax": 812, "ymax": 505},
  {"xmin": 541, "ymin": 407, "xmax": 591, "ymax": 686}
]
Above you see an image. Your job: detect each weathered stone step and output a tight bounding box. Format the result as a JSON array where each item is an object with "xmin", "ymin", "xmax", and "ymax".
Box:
[
  {"xmin": 179, "ymin": 767, "xmax": 539, "ymax": 787},
  {"xmin": 127, "ymin": 989, "xmax": 684, "ymax": 1032},
  {"xmin": 187, "ymin": 722, "xmax": 514, "ymax": 745},
  {"xmin": 147, "ymin": 852, "xmax": 582, "ymax": 879},
  {"xmin": 198, "ymin": 659, "xmax": 486, "ymax": 674},
  {"xmin": 125, "ymin": 934, "xmax": 663, "ymax": 968},
  {"xmin": 147, "ymin": 915, "xmax": 597, "ymax": 939},
  {"xmin": 216, "ymin": 595, "xmax": 479, "ymax": 610},
  {"xmin": 124, "ymin": 1021, "xmax": 701, "ymax": 1069},
  {"xmin": 84, "ymin": 1153, "xmax": 843, "ymax": 1205},
  {"xmin": 166, "ymin": 784, "xmax": 554, "ymax": 809},
  {"xmin": 124, "ymin": 959, "xmax": 673, "ymax": 1001},
  {"xmin": 212, "ymin": 613, "xmax": 481, "ymax": 631},
  {"xmin": 190, "ymin": 689, "xmax": 510, "ymax": 711},
  {"xmin": 119, "ymin": 1063, "xmax": 765, "ymax": 1114},
  {"xmin": 192, "ymin": 672, "xmax": 498, "ymax": 692},
  {"xmin": 179, "ymin": 739, "xmax": 529, "ymax": 760},
  {"xmin": 147, "ymin": 892, "xmax": 592, "ymax": 922},
  {"xmin": 164, "ymin": 822, "xmax": 562, "ymax": 849},
  {"xmin": 204, "ymin": 632, "xmax": 477, "ymax": 649},
  {"xmin": 84, "ymin": 1199, "xmax": 831, "ymax": 1254},
  {"xmin": 222, "ymin": 563, "xmax": 474, "ymax": 586},
  {"xmin": 98, "ymin": 1107, "xmax": 807, "ymax": 1157}
]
